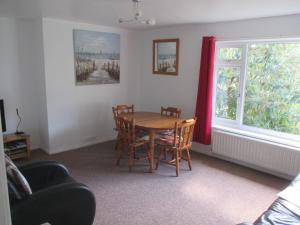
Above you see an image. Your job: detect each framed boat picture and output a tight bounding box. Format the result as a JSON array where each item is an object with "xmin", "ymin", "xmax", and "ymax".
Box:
[
  {"xmin": 152, "ymin": 38, "xmax": 179, "ymax": 76},
  {"xmin": 73, "ymin": 29, "xmax": 120, "ymax": 85}
]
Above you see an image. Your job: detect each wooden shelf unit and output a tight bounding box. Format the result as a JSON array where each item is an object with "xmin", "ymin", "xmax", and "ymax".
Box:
[{"xmin": 3, "ymin": 133, "xmax": 31, "ymax": 160}]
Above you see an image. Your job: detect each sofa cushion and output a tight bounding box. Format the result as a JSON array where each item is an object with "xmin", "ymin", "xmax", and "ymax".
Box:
[
  {"xmin": 251, "ymin": 173, "xmax": 300, "ymax": 225},
  {"xmin": 278, "ymin": 173, "xmax": 300, "ymax": 208},
  {"xmin": 254, "ymin": 198, "xmax": 300, "ymax": 225},
  {"xmin": 5, "ymin": 154, "xmax": 32, "ymax": 197}
]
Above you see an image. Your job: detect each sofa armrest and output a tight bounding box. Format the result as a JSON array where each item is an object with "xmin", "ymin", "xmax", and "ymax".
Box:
[
  {"xmin": 11, "ymin": 182, "xmax": 96, "ymax": 225},
  {"xmin": 18, "ymin": 161, "xmax": 70, "ymax": 190}
]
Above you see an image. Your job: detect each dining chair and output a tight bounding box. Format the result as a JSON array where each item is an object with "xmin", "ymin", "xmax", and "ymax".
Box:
[
  {"xmin": 112, "ymin": 104, "xmax": 134, "ymax": 150},
  {"xmin": 161, "ymin": 106, "xmax": 181, "ymax": 118},
  {"xmin": 116, "ymin": 116, "xmax": 151, "ymax": 172},
  {"xmin": 155, "ymin": 118, "xmax": 197, "ymax": 177},
  {"xmin": 158, "ymin": 106, "xmax": 182, "ymax": 159},
  {"xmin": 116, "ymin": 104, "xmax": 134, "ymax": 114},
  {"xmin": 159, "ymin": 106, "xmax": 181, "ymax": 133}
]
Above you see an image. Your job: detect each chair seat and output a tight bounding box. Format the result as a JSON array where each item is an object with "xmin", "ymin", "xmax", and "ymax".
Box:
[
  {"xmin": 32, "ymin": 176, "xmax": 76, "ymax": 192},
  {"xmin": 136, "ymin": 129, "xmax": 148, "ymax": 137},
  {"xmin": 135, "ymin": 134, "xmax": 150, "ymax": 144},
  {"xmin": 116, "ymin": 115, "xmax": 151, "ymax": 172},
  {"xmin": 10, "ymin": 161, "xmax": 96, "ymax": 225},
  {"xmin": 158, "ymin": 129, "xmax": 174, "ymax": 136},
  {"xmin": 156, "ymin": 134, "xmax": 182, "ymax": 146},
  {"xmin": 156, "ymin": 118, "xmax": 196, "ymax": 177}
]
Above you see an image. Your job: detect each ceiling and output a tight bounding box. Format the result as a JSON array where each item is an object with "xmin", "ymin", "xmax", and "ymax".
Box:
[{"xmin": 1, "ymin": 0, "xmax": 300, "ymax": 29}]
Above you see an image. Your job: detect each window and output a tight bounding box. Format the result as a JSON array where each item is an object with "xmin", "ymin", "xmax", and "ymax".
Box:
[
  {"xmin": 213, "ymin": 39, "xmax": 300, "ymax": 143},
  {"xmin": 215, "ymin": 67, "xmax": 240, "ymax": 120}
]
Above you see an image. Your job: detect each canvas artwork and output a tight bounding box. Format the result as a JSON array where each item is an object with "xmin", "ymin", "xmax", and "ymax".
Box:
[
  {"xmin": 73, "ymin": 29, "xmax": 120, "ymax": 85},
  {"xmin": 153, "ymin": 39, "xmax": 179, "ymax": 75}
]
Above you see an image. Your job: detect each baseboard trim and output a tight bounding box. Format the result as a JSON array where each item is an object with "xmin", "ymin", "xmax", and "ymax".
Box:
[
  {"xmin": 36, "ymin": 138, "xmax": 292, "ymax": 180},
  {"xmin": 191, "ymin": 143, "xmax": 292, "ymax": 180},
  {"xmin": 47, "ymin": 139, "xmax": 116, "ymax": 155}
]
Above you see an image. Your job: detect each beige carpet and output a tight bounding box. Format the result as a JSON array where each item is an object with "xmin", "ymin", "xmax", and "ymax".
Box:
[{"xmin": 29, "ymin": 141, "xmax": 288, "ymax": 225}]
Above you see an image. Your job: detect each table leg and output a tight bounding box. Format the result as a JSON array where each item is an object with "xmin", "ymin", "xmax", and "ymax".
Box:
[{"xmin": 149, "ymin": 130, "xmax": 155, "ymax": 173}]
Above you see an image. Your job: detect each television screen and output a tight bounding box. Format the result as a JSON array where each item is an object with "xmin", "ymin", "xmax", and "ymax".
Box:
[{"xmin": 0, "ymin": 99, "xmax": 6, "ymax": 132}]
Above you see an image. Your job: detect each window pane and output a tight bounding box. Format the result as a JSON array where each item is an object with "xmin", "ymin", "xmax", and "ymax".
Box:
[
  {"xmin": 243, "ymin": 43, "xmax": 300, "ymax": 135},
  {"xmin": 215, "ymin": 67, "xmax": 240, "ymax": 120},
  {"xmin": 219, "ymin": 47, "xmax": 242, "ymax": 60}
]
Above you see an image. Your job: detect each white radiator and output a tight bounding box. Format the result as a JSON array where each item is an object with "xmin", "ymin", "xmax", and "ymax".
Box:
[{"xmin": 212, "ymin": 130, "xmax": 300, "ymax": 177}]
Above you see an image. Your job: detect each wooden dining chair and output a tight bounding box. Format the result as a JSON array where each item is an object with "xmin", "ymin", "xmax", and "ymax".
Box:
[
  {"xmin": 161, "ymin": 106, "xmax": 181, "ymax": 118},
  {"xmin": 116, "ymin": 116, "xmax": 151, "ymax": 172},
  {"xmin": 112, "ymin": 104, "xmax": 134, "ymax": 150},
  {"xmin": 158, "ymin": 106, "xmax": 182, "ymax": 159},
  {"xmin": 159, "ymin": 107, "xmax": 181, "ymax": 135},
  {"xmin": 155, "ymin": 118, "xmax": 197, "ymax": 177},
  {"xmin": 112, "ymin": 104, "xmax": 134, "ymax": 132},
  {"xmin": 115, "ymin": 104, "xmax": 134, "ymax": 114}
]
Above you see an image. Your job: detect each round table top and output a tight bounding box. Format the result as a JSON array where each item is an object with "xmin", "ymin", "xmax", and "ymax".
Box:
[{"xmin": 120, "ymin": 112, "xmax": 183, "ymax": 130}]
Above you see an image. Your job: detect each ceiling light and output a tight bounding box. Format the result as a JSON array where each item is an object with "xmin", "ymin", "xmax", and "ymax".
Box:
[{"xmin": 118, "ymin": 0, "xmax": 156, "ymax": 26}]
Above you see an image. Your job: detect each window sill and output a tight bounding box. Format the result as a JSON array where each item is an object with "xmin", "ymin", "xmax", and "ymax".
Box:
[{"xmin": 212, "ymin": 125, "xmax": 300, "ymax": 150}]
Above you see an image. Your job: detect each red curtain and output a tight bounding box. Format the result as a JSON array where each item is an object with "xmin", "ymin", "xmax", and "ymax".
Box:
[{"xmin": 193, "ymin": 36, "xmax": 216, "ymax": 145}]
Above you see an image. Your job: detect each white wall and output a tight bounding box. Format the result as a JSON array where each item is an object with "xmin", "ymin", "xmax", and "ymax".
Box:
[
  {"xmin": 1, "ymin": 14, "xmax": 300, "ymax": 156},
  {"xmin": 137, "ymin": 14, "xmax": 300, "ymax": 151},
  {"xmin": 26, "ymin": 19, "xmax": 49, "ymax": 152},
  {"xmin": 0, "ymin": 17, "xmax": 45, "ymax": 149},
  {"xmin": 42, "ymin": 18, "xmax": 140, "ymax": 154},
  {"xmin": 0, "ymin": 17, "xmax": 140, "ymax": 153},
  {"xmin": 0, "ymin": 18, "xmax": 21, "ymax": 135},
  {"xmin": 0, "ymin": 122, "xmax": 12, "ymax": 225}
]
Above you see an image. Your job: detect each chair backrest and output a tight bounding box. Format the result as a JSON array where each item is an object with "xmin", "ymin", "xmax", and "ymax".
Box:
[
  {"xmin": 161, "ymin": 106, "xmax": 181, "ymax": 118},
  {"xmin": 116, "ymin": 104, "xmax": 134, "ymax": 114},
  {"xmin": 117, "ymin": 116, "xmax": 136, "ymax": 144},
  {"xmin": 173, "ymin": 118, "xmax": 197, "ymax": 149},
  {"xmin": 112, "ymin": 104, "xmax": 134, "ymax": 129}
]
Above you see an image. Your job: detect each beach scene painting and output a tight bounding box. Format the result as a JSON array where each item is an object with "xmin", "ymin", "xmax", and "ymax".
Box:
[
  {"xmin": 153, "ymin": 39, "xmax": 179, "ymax": 76},
  {"xmin": 73, "ymin": 29, "xmax": 120, "ymax": 85}
]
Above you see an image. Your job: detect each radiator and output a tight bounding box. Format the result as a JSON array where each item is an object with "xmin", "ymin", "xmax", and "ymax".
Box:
[{"xmin": 212, "ymin": 130, "xmax": 300, "ymax": 177}]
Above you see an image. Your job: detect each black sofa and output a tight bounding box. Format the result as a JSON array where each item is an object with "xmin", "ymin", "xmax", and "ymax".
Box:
[
  {"xmin": 239, "ymin": 174, "xmax": 300, "ymax": 225},
  {"xmin": 9, "ymin": 161, "xmax": 96, "ymax": 225}
]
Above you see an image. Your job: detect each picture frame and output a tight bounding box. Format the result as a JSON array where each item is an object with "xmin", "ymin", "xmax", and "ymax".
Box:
[
  {"xmin": 73, "ymin": 29, "xmax": 120, "ymax": 85},
  {"xmin": 152, "ymin": 38, "xmax": 179, "ymax": 76}
]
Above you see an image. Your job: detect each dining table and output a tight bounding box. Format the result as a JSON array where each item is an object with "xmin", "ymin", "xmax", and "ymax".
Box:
[{"xmin": 119, "ymin": 112, "xmax": 184, "ymax": 172}]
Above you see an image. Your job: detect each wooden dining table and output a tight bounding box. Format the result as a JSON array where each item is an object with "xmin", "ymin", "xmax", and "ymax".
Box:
[{"xmin": 119, "ymin": 112, "xmax": 183, "ymax": 172}]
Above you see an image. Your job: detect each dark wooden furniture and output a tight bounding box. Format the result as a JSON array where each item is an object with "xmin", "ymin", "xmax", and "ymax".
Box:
[
  {"xmin": 116, "ymin": 116, "xmax": 150, "ymax": 172},
  {"xmin": 3, "ymin": 133, "xmax": 31, "ymax": 160},
  {"xmin": 156, "ymin": 118, "xmax": 196, "ymax": 176}
]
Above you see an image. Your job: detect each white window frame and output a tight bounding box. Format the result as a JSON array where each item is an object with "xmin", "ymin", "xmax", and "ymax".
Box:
[{"xmin": 212, "ymin": 38, "xmax": 300, "ymax": 147}]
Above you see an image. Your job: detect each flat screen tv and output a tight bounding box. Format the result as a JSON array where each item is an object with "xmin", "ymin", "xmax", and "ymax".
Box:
[{"xmin": 0, "ymin": 99, "xmax": 6, "ymax": 132}]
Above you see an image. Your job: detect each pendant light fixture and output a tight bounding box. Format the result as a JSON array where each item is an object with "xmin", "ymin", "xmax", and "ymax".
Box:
[{"xmin": 118, "ymin": 0, "xmax": 156, "ymax": 25}]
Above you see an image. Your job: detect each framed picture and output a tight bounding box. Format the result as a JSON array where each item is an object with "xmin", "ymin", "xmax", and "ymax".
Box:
[
  {"xmin": 73, "ymin": 29, "xmax": 120, "ymax": 85},
  {"xmin": 153, "ymin": 38, "xmax": 179, "ymax": 76}
]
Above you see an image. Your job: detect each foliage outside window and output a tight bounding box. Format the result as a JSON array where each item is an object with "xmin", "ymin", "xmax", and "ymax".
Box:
[
  {"xmin": 213, "ymin": 40, "xmax": 300, "ymax": 141},
  {"xmin": 215, "ymin": 67, "xmax": 240, "ymax": 120}
]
